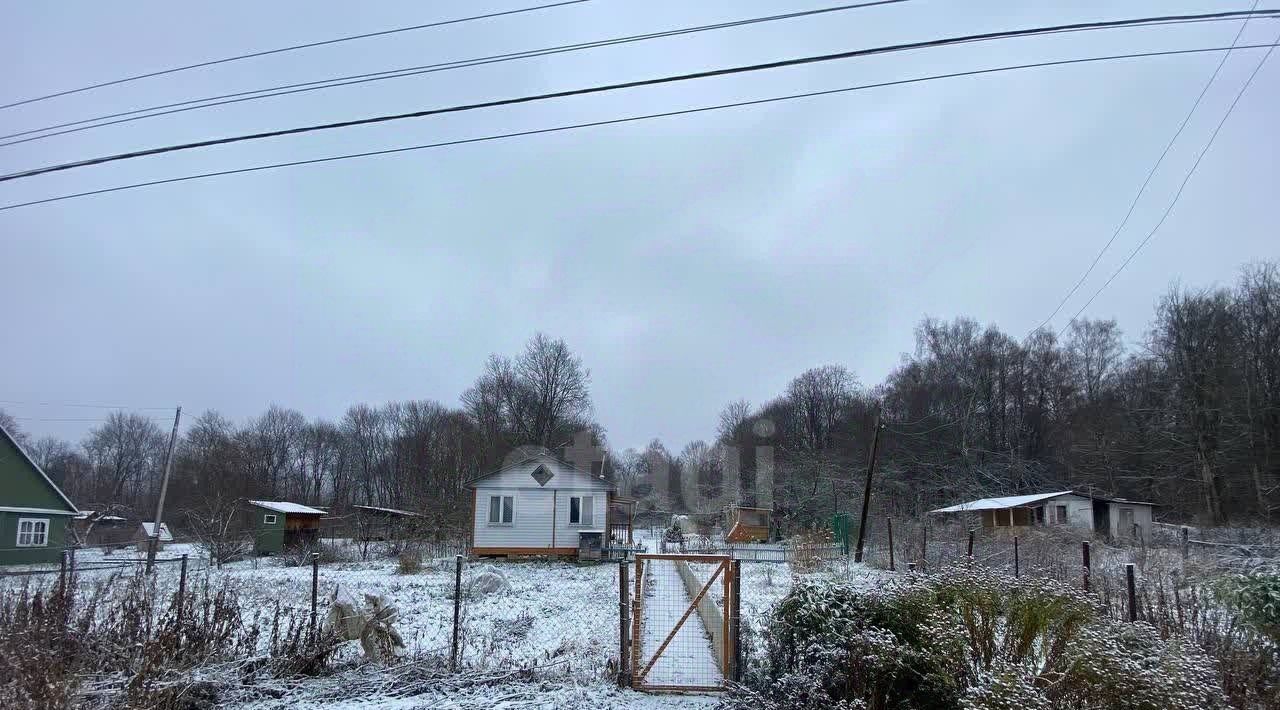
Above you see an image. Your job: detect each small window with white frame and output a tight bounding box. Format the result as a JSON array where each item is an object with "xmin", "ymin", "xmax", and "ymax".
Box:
[
  {"xmin": 569, "ymin": 495, "xmax": 594, "ymax": 526},
  {"xmin": 488, "ymin": 495, "xmax": 514, "ymax": 525},
  {"xmin": 17, "ymin": 518, "xmax": 50, "ymax": 547},
  {"xmin": 264, "ymin": 514, "xmax": 277, "ymax": 524}
]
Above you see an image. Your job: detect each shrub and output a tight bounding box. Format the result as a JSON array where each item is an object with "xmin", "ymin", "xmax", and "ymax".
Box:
[
  {"xmin": 1214, "ymin": 571, "xmax": 1280, "ymax": 643},
  {"xmin": 726, "ymin": 565, "xmax": 1226, "ymax": 710}
]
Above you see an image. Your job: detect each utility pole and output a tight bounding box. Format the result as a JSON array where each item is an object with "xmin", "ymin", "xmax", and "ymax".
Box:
[
  {"xmin": 146, "ymin": 406, "xmax": 181, "ymax": 573},
  {"xmin": 853, "ymin": 408, "xmax": 883, "ymax": 563}
]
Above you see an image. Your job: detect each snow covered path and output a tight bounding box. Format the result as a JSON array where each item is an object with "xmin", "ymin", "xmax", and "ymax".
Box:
[{"xmin": 638, "ymin": 559, "xmax": 720, "ymax": 688}]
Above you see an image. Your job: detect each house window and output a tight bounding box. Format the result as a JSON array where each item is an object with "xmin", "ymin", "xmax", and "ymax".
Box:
[
  {"xmin": 1055, "ymin": 505, "xmax": 1068, "ymax": 524},
  {"xmin": 569, "ymin": 495, "xmax": 594, "ymax": 526},
  {"xmin": 264, "ymin": 514, "xmax": 277, "ymax": 524},
  {"xmin": 17, "ymin": 518, "xmax": 49, "ymax": 547},
  {"xmin": 488, "ymin": 495, "xmax": 514, "ymax": 525}
]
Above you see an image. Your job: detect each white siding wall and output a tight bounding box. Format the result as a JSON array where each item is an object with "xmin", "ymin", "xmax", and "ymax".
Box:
[
  {"xmin": 552, "ymin": 490, "xmax": 607, "ymax": 550},
  {"xmin": 470, "ymin": 456, "xmax": 612, "ymax": 551}
]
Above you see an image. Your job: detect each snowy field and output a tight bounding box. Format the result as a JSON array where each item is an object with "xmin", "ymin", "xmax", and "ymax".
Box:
[{"xmin": 2, "ymin": 540, "xmax": 885, "ymax": 708}]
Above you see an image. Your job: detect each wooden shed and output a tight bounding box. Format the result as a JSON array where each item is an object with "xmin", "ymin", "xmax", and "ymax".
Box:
[
  {"xmin": 929, "ymin": 490, "xmax": 1156, "ymax": 540},
  {"xmin": 247, "ymin": 500, "xmax": 326, "ymax": 554},
  {"xmin": 134, "ymin": 522, "xmax": 173, "ymax": 552},
  {"xmin": 352, "ymin": 504, "xmax": 423, "ymax": 541}
]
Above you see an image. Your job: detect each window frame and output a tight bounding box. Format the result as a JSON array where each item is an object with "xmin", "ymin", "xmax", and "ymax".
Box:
[
  {"xmin": 568, "ymin": 495, "xmax": 594, "ymax": 526},
  {"xmin": 16, "ymin": 517, "xmax": 50, "ymax": 547},
  {"xmin": 487, "ymin": 495, "xmax": 514, "ymax": 526},
  {"xmin": 263, "ymin": 514, "xmax": 278, "ymax": 525}
]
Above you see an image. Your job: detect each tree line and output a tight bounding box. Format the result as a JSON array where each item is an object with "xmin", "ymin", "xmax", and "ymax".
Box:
[{"xmin": 3, "ymin": 260, "xmax": 1275, "ymax": 533}]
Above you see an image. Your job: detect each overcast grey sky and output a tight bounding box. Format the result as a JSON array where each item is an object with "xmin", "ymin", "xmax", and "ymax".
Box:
[{"xmin": 2, "ymin": 0, "xmax": 1276, "ymax": 451}]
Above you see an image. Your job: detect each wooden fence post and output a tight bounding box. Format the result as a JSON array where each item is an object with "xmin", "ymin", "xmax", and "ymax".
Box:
[
  {"xmin": 618, "ymin": 560, "xmax": 629, "ymax": 687},
  {"xmin": 1181, "ymin": 526, "xmax": 1189, "ymax": 561},
  {"xmin": 1125, "ymin": 563, "xmax": 1137, "ymax": 622},
  {"xmin": 452, "ymin": 554, "xmax": 464, "ymax": 672},
  {"xmin": 967, "ymin": 529, "xmax": 975, "ymax": 559},
  {"xmin": 1013, "ymin": 536, "xmax": 1020, "ymax": 578},
  {"xmin": 1082, "ymin": 541, "xmax": 1091, "ymax": 592},
  {"xmin": 58, "ymin": 550, "xmax": 68, "ymax": 601},
  {"xmin": 886, "ymin": 517, "xmax": 895, "ymax": 571},
  {"xmin": 731, "ymin": 560, "xmax": 742, "ymax": 682}
]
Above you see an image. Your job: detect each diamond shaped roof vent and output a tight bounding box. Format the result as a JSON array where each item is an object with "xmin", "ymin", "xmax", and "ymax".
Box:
[{"xmin": 530, "ymin": 464, "xmax": 553, "ymax": 487}]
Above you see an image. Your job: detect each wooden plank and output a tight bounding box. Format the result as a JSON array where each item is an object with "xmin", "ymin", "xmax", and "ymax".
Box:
[{"xmin": 636, "ymin": 553, "xmax": 730, "ymax": 562}]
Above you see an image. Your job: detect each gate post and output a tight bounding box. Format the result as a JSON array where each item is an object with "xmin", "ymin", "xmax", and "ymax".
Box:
[
  {"xmin": 731, "ymin": 559, "xmax": 742, "ymax": 683},
  {"xmin": 618, "ymin": 559, "xmax": 630, "ymax": 687}
]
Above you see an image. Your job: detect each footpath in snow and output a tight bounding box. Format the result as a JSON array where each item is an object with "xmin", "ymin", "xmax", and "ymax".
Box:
[{"xmin": 638, "ymin": 559, "xmax": 720, "ymax": 688}]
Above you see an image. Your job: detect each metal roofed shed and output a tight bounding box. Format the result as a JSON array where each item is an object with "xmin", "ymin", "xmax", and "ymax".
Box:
[
  {"xmin": 930, "ymin": 491, "xmax": 1156, "ymax": 540},
  {"xmin": 247, "ymin": 500, "xmax": 326, "ymax": 554},
  {"xmin": 352, "ymin": 504, "xmax": 424, "ymax": 542}
]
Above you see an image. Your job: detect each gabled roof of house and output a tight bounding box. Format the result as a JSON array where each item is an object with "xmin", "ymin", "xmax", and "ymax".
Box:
[
  {"xmin": 140, "ymin": 522, "xmax": 174, "ymax": 541},
  {"xmin": 248, "ymin": 500, "xmax": 327, "ymax": 515},
  {"xmin": 0, "ymin": 422, "xmax": 78, "ymax": 515},
  {"xmin": 465, "ymin": 448, "xmax": 614, "ymax": 490}
]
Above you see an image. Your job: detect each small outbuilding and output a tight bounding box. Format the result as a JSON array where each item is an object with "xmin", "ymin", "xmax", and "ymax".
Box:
[
  {"xmin": 135, "ymin": 522, "xmax": 174, "ymax": 552},
  {"xmin": 0, "ymin": 423, "xmax": 78, "ymax": 565},
  {"xmin": 467, "ymin": 450, "xmax": 630, "ymax": 558},
  {"xmin": 352, "ymin": 504, "xmax": 423, "ymax": 541},
  {"xmin": 74, "ymin": 510, "xmax": 131, "ymax": 547},
  {"xmin": 247, "ymin": 500, "xmax": 326, "ymax": 554},
  {"xmin": 930, "ymin": 490, "xmax": 1156, "ymax": 540}
]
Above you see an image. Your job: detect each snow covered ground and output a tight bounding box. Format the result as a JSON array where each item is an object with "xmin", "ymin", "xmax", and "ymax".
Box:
[{"xmin": 4, "ymin": 538, "xmax": 885, "ymax": 707}]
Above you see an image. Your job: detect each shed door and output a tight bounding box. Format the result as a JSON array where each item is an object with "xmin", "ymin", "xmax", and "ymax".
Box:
[{"xmin": 1118, "ymin": 508, "xmax": 1135, "ymax": 536}]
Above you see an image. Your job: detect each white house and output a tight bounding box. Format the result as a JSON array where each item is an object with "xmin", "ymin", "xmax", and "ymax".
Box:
[
  {"xmin": 929, "ymin": 490, "xmax": 1155, "ymax": 539},
  {"xmin": 468, "ymin": 451, "xmax": 626, "ymax": 557}
]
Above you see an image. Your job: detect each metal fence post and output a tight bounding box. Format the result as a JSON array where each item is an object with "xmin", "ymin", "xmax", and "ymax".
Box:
[
  {"xmin": 886, "ymin": 517, "xmax": 895, "ymax": 571},
  {"xmin": 1126, "ymin": 563, "xmax": 1137, "ymax": 622},
  {"xmin": 58, "ymin": 550, "xmax": 69, "ymax": 602},
  {"xmin": 177, "ymin": 553, "xmax": 189, "ymax": 619},
  {"xmin": 1013, "ymin": 536, "xmax": 1020, "ymax": 578},
  {"xmin": 921, "ymin": 525, "xmax": 927, "ymax": 571},
  {"xmin": 309, "ymin": 551, "xmax": 319, "ymax": 641},
  {"xmin": 451, "ymin": 554, "xmax": 463, "ymax": 672},
  {"xmin": 1082, "ymin": 541, "xmax": 1091, "ymax": 592},
  {"xmin": 618, "ymin": 560, "xmax": 630, "ymax": 687}
]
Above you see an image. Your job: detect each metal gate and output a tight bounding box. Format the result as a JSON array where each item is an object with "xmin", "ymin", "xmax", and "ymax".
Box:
[{"xmin": 628, "ymin": 554, "xmax": 736, "ymax": 692}]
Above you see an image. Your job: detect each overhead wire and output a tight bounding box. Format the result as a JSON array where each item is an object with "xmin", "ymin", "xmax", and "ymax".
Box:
[
  {"xmin": 0, "ymin": 0, "xmax": 592, "ymax": 111},
  {"xmin": 1028, "ymin": 0, "xmax": 1264, "ymax": 336},
  {"xmin": 3, "ymin": 42, "xmax": 1276, "ymax": 213},
  {"xmin": 3, "ymin": 8, "xmax": 1279, "ymax": 184},
  {"xmin": 0, "ymin": 0, "xmax": 913, "ymax": 147},
  {"xmin": 1056, "ymin": 34, "xmax": 1278, "ymax": 335}
]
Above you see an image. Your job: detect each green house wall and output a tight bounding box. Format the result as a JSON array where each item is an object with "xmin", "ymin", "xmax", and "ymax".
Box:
[
  {"xmin": 251, "ymin": 507, "xmax": 287, "ymax": 554},
  {"xmin": 0, "ymin": 512, "xmax": 73, "ymax": 565},
  {"xmin": 1, "ymin": 427, "xmax": 78, "ymax": 565}
]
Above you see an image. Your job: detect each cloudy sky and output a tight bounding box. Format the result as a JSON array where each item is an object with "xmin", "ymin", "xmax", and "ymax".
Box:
[{"xmin": 2, "ymin": 0, "xmax": 1276, "ymax": 451}]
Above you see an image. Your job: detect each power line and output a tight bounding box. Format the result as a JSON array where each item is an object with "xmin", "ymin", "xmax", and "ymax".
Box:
[
  {"xmin": 0, "ymin": 0, "xmax": 591, "ymax": 111},
  {"xmin": 0, "ymin": 0, "xmax": 913, "ymax": 147},
  {"xmin": 4, "ymin": 9, "xmax": 1277, "ymax": 184},
  {"xmin": 1057, "ymin": 36, "xmax": 1277, "ymax": 335},
  {"xmin": 3, "ymin": 42, "xmax": 1274, "ymax": 214},
  {"xmin": 1029, "ymin": 0, "xmax": 1263, "ymax": 336},
  {"xmin": 0, "ymin": 399, "xmax": 174, "ymax": 410}
]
